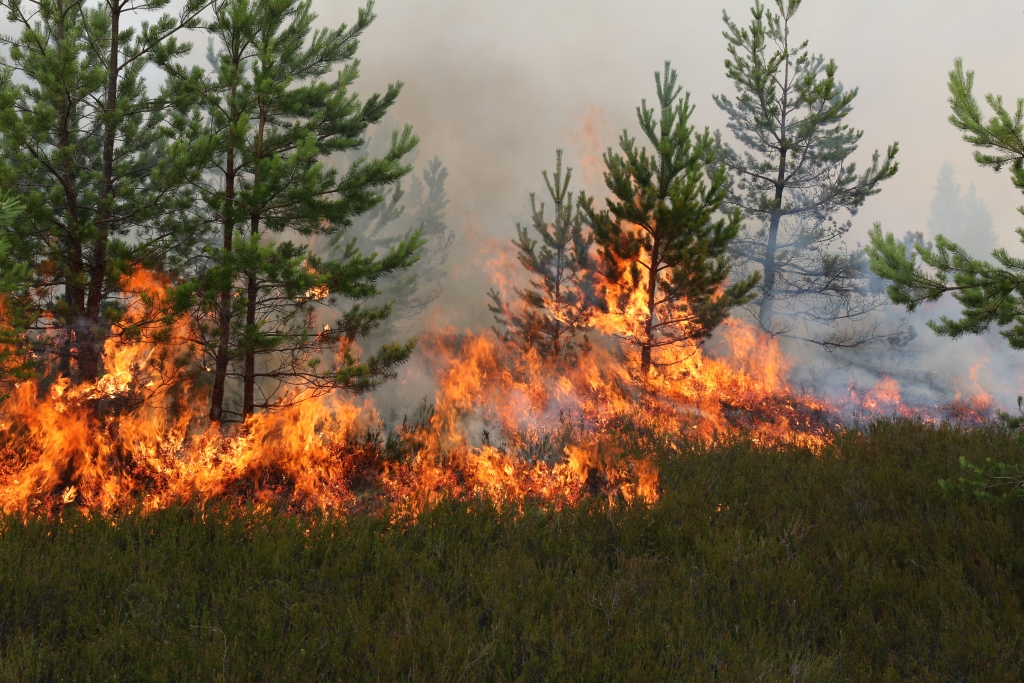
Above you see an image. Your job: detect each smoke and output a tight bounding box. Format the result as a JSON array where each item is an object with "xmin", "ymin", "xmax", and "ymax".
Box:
[
  {"xmin": 5, "ymin": 0, "xmax": 1024, "ymax": 414},
  {"xmin": 331, "ymin": 0, "xmax": 1024, "ymax": 413}
]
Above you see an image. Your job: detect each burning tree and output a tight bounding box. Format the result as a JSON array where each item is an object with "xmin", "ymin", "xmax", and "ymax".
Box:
[
  {"xmin": 489, "ymin": 149, "xmax": 595, "ymax": 361},
  {"xmin": 182, "ymin": 0, "xmax": 423, "ymax": 422},
  {"xmin": 713, "ymin": 0, "xmax": 899, "ymax": 349},
  {"xmin": 582, "ymin": 62, "xmax": 758, "ymax": 377},
  {"xmin": 0, "ymin": 0, "xmax": 211, "ymax": 383}
]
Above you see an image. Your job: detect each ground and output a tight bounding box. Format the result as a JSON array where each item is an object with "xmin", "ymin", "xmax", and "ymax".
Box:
[{"xmin": 1, "ymin": 420, "xmax": 1022, "ymax": 682}]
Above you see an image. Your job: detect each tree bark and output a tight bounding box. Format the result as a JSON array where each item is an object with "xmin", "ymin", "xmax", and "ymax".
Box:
[
  {"xmin": 640, "ymin": 237, "xmax": 661, "ymax": 377},
  {"xmin": 242, "ymin": 106, "xmax": 267, "ymax": 419},
  {"xmin": 208, "ymin": 66, "xmax": 241, "ymax": 424},
  {"xmin": 78, "ymin": 0, "xmax": 121, "ymax": 382}
]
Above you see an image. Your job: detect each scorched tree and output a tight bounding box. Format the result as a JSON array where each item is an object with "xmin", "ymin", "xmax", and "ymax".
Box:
[{"xmin": 582, "ymin": 62, "xmax": 759, "ymax": 378}]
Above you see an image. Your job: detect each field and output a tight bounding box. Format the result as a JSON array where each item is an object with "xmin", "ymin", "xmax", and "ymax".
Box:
[{"xmin": 1, "ymin": 420, "xmax": 1023, "ymax": 682}]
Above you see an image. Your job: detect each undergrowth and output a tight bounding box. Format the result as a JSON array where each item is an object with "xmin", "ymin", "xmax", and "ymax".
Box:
[{"xmin": 1, "ymin": 419, "xmax": 1023, "ymax": 682}]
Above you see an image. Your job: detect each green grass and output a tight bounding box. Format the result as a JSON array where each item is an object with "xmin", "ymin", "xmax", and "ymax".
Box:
[{"xmin": 2, "ymin": 420, "xmax": 1024, "ymax": 682}]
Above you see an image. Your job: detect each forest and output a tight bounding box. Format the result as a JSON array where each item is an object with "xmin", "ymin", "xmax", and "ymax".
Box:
[{"xmin": 0, "ymin": 0, "xmax": 1023, "ymax": 678}]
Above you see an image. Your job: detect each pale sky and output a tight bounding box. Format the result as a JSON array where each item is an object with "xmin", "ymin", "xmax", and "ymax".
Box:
[{"xmin": 345, "ymin": 0, "xmax": 1024, "ymax": 251}]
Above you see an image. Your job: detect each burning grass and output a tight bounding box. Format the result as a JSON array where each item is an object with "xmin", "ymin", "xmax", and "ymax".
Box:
[
  {"xmin": 0, "ymin": 315, "xmax": 998, "ymax": 518},
  {"xmin": 1, "ymin": 420, "xmax": 1023, "ymax": 681}
]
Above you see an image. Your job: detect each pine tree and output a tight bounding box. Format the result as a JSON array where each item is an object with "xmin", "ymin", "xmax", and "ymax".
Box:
[
  {"xmin": 714, "ymin": 0, "xmax": 899, "ymax": 348},
  {"xmin": 489, "ymin": 149, "xmax": 594, "ymax": 360},
  {"xmin": 927, "ymin": 163, "xmax": 998, "ymax": 259},
  {"xmin": 868, "ymin": 59, "xmax": 1024, "ymax": 348},
  {"xmin": 582, "ymin": 62, "xmax": 759, "ymax": 378},
  {"xmin": 0, "ymin": 191, "xmax": 33, "ymax": 399},
  {"xmin": 185, "ymin": 0, "xmax": 422, "ymax": 422},
  {"xmin": 0, "ymin": 0, "xmax": 210, "ymax": 383},
  {"xmin": 329, "ymin": 119, "xmax": 454, "ymax": 330}
]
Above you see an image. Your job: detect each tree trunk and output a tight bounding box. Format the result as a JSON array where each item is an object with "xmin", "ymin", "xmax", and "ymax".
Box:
[
  {"xmin": 758, "ymin": 25, "xmax": 792, "ymax": 334},
  {"xmin": 759, "ymin": 102, "xmax": 789, "ymax": 332},
  {"xmin": 55, "ymin": 0, "xmax": 82, "ymax": 378},
  {"xmin": 242, "ymin": 266, "xmax": 257, "ymax": 418},
  {"xmin": 79, "ymin": 0, "xmax": 121, "ymax": 382},
  {"xmin": 208, "ymin": 70, "xmax": 241, "ymax": 424},
  {"xmin": 640, "ymin": 238, "xmax": 661, "ymax": 377},
  {"xmin": 552, "ymin": 250, "xmax": 563, "ymax": 358},
  {"xmin": 758, "ymin": 208, "xmax": 783, "ymax": 330},
  {"xmin": 242, "ymin": 106, "xmax": 267, "ymax": 419}
]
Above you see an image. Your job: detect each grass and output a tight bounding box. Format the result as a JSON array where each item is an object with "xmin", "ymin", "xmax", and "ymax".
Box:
[{"xmin": 1, "ymin": 420, "xmax": 1024, "ymax": 682}]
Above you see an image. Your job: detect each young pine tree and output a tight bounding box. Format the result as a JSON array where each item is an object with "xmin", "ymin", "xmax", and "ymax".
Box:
[
  {"xmin": 582, "ymin": 63, "xmax": 759, "ymax": 378},
  {"xmin": 489, "ymin": 149, "xmax": 594, "ymax": 360},
  {"xmin": 714, "ymin": 0, "xmax": 899, "ymax": 348},
  {"xmin": 869, "ymin": 58, "xmax": 1024, "ymax": 494},
  {"xmin": 184, "ymin": 0, "xmax": 422, "ymax": 422},
  {"xmin": 0, "ymin": 0, "xmax": 210, "ymax": 383}
]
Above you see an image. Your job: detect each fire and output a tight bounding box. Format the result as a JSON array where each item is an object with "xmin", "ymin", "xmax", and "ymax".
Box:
[{"xmin": 0, "ymin": 259, "xmax": 1003, "ymax": 519}]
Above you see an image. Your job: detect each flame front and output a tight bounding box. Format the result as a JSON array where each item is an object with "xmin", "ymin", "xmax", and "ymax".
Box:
[{"xmin": 0, "ymin": 265, "xmax": 998, "ymax": 518}]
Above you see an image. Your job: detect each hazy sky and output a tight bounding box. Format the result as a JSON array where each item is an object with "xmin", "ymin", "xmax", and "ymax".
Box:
[{"xmin": 341, "ymin": 0, "xmax": 1024, "ymax": 251}]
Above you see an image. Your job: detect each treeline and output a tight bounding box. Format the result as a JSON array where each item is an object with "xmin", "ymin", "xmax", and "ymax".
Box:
[{"xmin": 0, "ymin": 0, "xmax": 1020, "ymax": 425}]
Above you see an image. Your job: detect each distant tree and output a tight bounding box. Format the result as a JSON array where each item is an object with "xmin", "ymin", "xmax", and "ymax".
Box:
[
  {"xmin": 182, "ymin": 0, "xmax": 422, "ymax": 422},
  {"xmin": 713, "ymin": 0, "xmax": 899, "ymax": 349},
  {"xmin": 927, "ymin": 163, "xmax": 998, "ymax": 259},
  {"xmin": 582, "ymin": 62, "xmax": 759, "ymax": 377},
  {"xmin": 868, "ymin": 59, "xmax": 1024, "ymax": 348},
  {"xmin": 489, "ymin": 150, "xmax": 594, "ymax": 361},
  {"xmin": 0, "ymin": 191, "xmax": 33, "ymax": 400},
  {"xmin": 0, "ymin": 0, "xmax": 210, "ymax": 383},
  {"xmin": 329, "ymin": 119, "xmax": 454, "ymax": 330}
]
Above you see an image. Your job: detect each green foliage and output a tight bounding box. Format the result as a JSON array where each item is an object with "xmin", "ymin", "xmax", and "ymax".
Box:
[
  {"xmin": 330, "ymin": 122, "xmax": 455, "ymax": 330},
  {"xmin": 714, "ymin": 0, "xmax": 899, "ymax": 347},
  {"xmin": 181, "ymin": 0, "xmax": 423, "ymax": 421},
  {"xmin": 489, "ymin": 149, "xmax": 594, "ymax": 360},
  {"xmin": 2, "ymin": 422, "xmax": 1024, "ymax": 679},
  {"xmin": 0, "ymin": 0, "xmax": 211, "ymax": 381},
  {"xmin": 0, "ymin": 191, "xmax": 34, "ymax": 399},
  {"xmin": 941, "ymin": 455, "xmax": 1024, "ymax": 502},
  {"xmin": 582, "ymin": 62, "xmax": 758, "ymax": 376},
  {"xmin": 867, "ymin": 59, "xmax": 1024, "ymax": 349}
]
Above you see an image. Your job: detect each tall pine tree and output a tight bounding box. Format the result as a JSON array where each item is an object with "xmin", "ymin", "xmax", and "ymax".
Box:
[
  {"xmin": 489, "ymin": 149, "xmax": 594, "ymax": 360},
  {"xmin": 714, "ymin": 0, "xmax": 898, "ymax": 348},
  {"xmin": 184, "ymin": 0, "xmax": 422, "ymax": 422},
  {"xmin": 582, "ymin": 62, "xmax": 758, "ymax": 377}
]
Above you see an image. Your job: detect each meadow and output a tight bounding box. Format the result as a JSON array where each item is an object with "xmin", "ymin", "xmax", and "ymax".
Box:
[{"xmin": 1, "ymin": 419, "xmax": 1023, "ymax": 682}]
